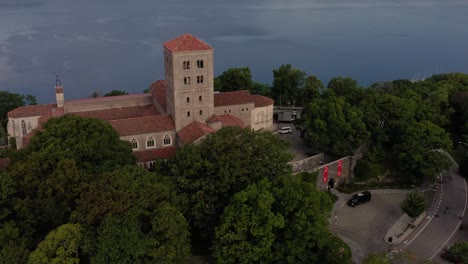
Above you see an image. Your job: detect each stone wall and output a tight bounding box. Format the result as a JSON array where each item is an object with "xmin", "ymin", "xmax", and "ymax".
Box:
[
  {"xmin": 290, "ymin": 154, "xmax": 356, "ymax": 190},
  {"xmin": 289, "ymin": 153, "xmax": 325, "ymax": 172},
  {"xmin": 312, "ymin": 156, "xmax": 353, "ymax": 191}
]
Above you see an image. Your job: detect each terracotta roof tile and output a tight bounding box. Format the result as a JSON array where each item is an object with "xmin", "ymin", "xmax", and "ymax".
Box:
[
  {"xmin": 252, "ymin": 95, "xmax": 274, "ymax": 107},
  {"xmin": 177, "ymin": 121, "xmax": 215, "ymax": 145},
  {"xmin": 66, "ymin": 93, "xmax": 151, "ymax": 104},
  {"xmin": 7, "ymin": 104, "xmax": 55, "ymax": 118},
  {"xmin": 149, "ymin": 80, "xmax": 167, "ymax": 112},
  {"xmin": 207, "ymin": 114, "xmax": 246, "ymax": 128},
  {"xmin": 108, "ymin": 115, "xmax": 174, "ymax": 136},
  {"xmin": 133, "ymin": 146, "xmax": 177, "ymax": 162},
  {"xmin": 73, "ymin": 105, "xmax": 158, "ymax": 121},
  {"xmin": 163, "ymin": 33, "xmax": 212, "ymax": 53},
  {"xmin": 0, "ymin": 158, "xmax": 10, "ymax": 170},
  {"xmin": 214, "ymin": 90, "xmax": 255, "ymax": 107}
]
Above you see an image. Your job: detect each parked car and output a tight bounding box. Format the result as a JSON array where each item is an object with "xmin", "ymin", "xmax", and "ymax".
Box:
[
  {"xmin": 278, "ymin": 127, "xmax": 292, "ymax": 134},
  {"xmin": 347, "ymin": 191, "xmax": 371, "ymax": 207}
]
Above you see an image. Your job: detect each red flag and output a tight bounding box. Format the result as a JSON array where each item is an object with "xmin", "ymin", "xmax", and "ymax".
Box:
[
  {"xmin": 323, "ymin": 166, "xmax": 329, "ymax": 183},
  {"xmin": 337, "ymin": 160, "xmax": 343, "ymax": 177}
]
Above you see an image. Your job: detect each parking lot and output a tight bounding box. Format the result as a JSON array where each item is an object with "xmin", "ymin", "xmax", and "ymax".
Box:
[{"xmin": 329, "ymin": 191, "xmax": 408, "ymax": 263}]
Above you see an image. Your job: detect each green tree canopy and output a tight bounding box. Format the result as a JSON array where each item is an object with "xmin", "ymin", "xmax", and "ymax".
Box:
[
  {"xmin": 212, "ymin": 172, "xmax": 347, "ymax": 263},
  {"xmin": 104, "ymin": 90, "xmax": 129, "ymax": 97},
  {"xmin": 0, "ymin": 91, "xmax": 37, "ymax": 135},
  {"xmin": 215, "ymin": 67, "xmax": 253, "ymax": 92},
  {"xmin": 92, "ymin": 206, "xmax": 190, "ymax": 264},
  {"xmin": 28, "ymin": 223, "xmax": 83, "ymax": 264},
  {"xmin": 271, "ymin": 64, "xmax": 306, "ymax": 106},
  {"xmin": 298, "ymin": 75, "xmax": 323, "ymax": 106},
  {"xmin": 327, "ymin": 77, "xmax": 364, "ymax": 105},
  {"xmin": 393, "ymin": 121, "xmax": 452, "ymax": 179},
  {"xmin": 213, "ymin": 179, "xmax": 284, "ymax": 264},
  {"xmin": 25, "ymin": 115, "xmax": 135, "ymax": 174},
  {"xmin": 400, "ymin": 191, "xmax": 426, "ymax": 219},
  {"xmin": 167, "ymin": 127, "xmax": 292, "ymax": 239},
  {"xmin": 300, "ymin": 94, "xmax": 369, "ymax": 156}
]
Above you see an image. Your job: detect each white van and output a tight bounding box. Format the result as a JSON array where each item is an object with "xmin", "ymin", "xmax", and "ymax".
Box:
[{"xmin": 278, "ymin": 127, "xmax": 292, "ymax": 134}]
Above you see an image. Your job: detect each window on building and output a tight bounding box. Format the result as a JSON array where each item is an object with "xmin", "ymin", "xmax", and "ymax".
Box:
[
  {"xmin": 199, "ymin": 110, "xmax": 203, "ymax": 116},
  {"xmin": 147, "ymin": 136, "xmax": 155, "ymax": 148},
  {"xmin": 197, "ymin": 60, "xmax": 204, "ymax": 68},
  {"xmin": 183, "ymin": 60, "xmax": 190, "ymax": 69},
  {"xmin": 21, "ymin": 120, "xmax": 27, "ymax": 136},
  {"xmin": 187, "ymin": 111, "xmax": 191, "ymax": 117},
  {"xmin": 130, "ymin": 138, "xmax": 138, "ymax": 150},
  {"xmin": 224, "ymin": 110, "xmax": 226, "ymax": 113},
  {"xmin": 184, "ymin": 77, "xmax": 187, "ymax": 85},
  {"xmin": 242, "ymin": 108, "xmax": 244, "ymax": 111},
  {"xmin": 186, "ymin": 97, "xmax": 190, "ymax": 103},
  {"xmin": 12, "ymin": 121, "xmax": 15, "ymax": 136},
  {"xmin": 246, "ymin": 108, "xmax": 249, "ymax": 111},
  {"xmin": 197, "ymin": 75, "xmax": 204, "ymax": 84},
  {"xmin": 199, "ymin": 95, "xmax": 202, "ymax": 101},
  {"xmin": 163, "ymin": 134, "xmax": 172, "ymax": 146},
  {"xmin": 229, "ymin": 110, "xmax": 231, "ymax": 113}
]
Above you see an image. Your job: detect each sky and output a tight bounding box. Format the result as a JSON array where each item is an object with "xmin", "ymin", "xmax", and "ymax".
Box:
[{"xmin": 1, "ymin": 0, "xmax": 468, "ymax": 103}]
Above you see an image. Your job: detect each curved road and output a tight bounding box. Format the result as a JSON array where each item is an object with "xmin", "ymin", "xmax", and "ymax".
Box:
[{"xmin": 392, "ymin": 158, "xmax": 467, "ymax": 260}]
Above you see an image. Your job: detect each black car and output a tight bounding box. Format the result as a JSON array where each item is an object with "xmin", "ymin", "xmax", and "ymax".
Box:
[{"xmin": 347, "ymin": 191, "xmax": 371, "ymax": 207}]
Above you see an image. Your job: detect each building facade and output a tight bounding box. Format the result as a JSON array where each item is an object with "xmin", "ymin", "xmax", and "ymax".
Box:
[{"xmin": 7, "ymin": 33, "xmax": 274, "ymax": 167}]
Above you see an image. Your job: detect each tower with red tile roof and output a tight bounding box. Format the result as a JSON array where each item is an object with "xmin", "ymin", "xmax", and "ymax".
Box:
[{"xmin": 163, "ymin": 33, "xmax": 214, "ymax": 131}]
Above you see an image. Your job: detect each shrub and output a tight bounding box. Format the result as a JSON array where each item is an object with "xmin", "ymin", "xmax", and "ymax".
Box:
[
  {"xmin": 354, "ymin": 159, "xmax": 382, "ymax": 181},
  {"xmin": 441, "ymin": 242, "xmax": 468, "ymax": 263},
  {"xmin": 400, "ymin": 191, "xmax": 426, "ymax": 219}
]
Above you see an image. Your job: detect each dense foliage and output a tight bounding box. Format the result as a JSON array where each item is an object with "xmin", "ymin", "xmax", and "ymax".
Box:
[
  {"xmin": 0, "ymin": 116, "xmax": 189, "ymax": 263},
  {"xmin": 442, "ymin": 241, "xmax": 468, "ymax": 263},
  {"xmin": 0, "ymin": 91, "xmax": 37, "ymax": 145}
]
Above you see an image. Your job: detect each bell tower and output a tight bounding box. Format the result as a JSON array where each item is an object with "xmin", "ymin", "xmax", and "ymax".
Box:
[
  {"xmin": 55, "ymin": 75, "xmax": 64, "ymax": 108},
  {"xmin": 163, "ymin": 34, "xmax": 214, "ymax": 131}
]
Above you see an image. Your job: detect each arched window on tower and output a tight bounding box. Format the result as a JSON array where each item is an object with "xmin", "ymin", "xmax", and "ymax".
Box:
[
  {"xmin": 163, "ymin": 134, "xmax": 172, "ymax": 146},
  {"xmin": 130, "ymin": 138, "xmax": 138, "ymax": 150},
  {"xmin": 12, "ymin": 121, "xmax": 15, "ymax": 136},
  {"xmin": 21, "ymin": 120, "xmax": 27, "ymax": 136}
]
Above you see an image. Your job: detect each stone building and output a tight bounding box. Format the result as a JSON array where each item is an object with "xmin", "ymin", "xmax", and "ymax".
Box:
[{"xmin": 7, "ymin": 33, "xmax": 274, "ymax": 167}]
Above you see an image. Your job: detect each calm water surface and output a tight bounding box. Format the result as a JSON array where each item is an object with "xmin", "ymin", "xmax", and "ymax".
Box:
[{"xmin": 0, "ymin": 0, "xmax": 467, "ymax": 103}]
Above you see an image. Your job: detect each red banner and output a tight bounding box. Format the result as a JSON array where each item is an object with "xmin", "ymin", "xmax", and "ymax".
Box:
[
  {"xmin": 323, "ymin": 166, "xmax": 329, "ymax": 183},
  {"xmin": 337, "ymin": 160, "xmax": 343, "ymax": 177}
]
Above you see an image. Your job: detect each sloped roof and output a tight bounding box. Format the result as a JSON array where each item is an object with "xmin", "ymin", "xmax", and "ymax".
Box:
[
  {"xmin": 207, "ymin": 114, "xmax": 246, "ymax": 128},
  {"xmin": 214, "ymin": 90, "xmax": 255, "ymax": 107},
  {"xmin": 149, "ymin": 80, "xmax": 167, "ymax": 112},
  {"xmin": 7, "ymin": 104, "xmax": 56, "ymax": 118},
  {"xmin": 163, "ymin": 33, "xmax": 212, "ymax": 53},
  {"xmin": 108, "ymin": 115, "xmax": 174, "ymax": 136},
  {"xmin": 177, "ymin": 121, "xmax": 215, "ymax": 145},
  {"xmin": 66, "ymin": 93, "xmax": 150, "ymax": 105},
  {"xmin": 252, "ymin": 95, "xmax": 274, "ymax": 107},
  {"xmin": 73, "ymin": 105, "xmax": 158, "ymax": 121},
  {"xmin": 133, "ymin": 146, "xmax": 177, "ymax": 162}
]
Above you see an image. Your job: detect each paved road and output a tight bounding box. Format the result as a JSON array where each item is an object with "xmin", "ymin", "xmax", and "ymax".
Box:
[
  {"xmin": 392, "ymin": 162, "xmax": 467, "ymax": 261},
  {"xmin": 329, "ymin": 191, "xmax": 409, "ymax": 263}
]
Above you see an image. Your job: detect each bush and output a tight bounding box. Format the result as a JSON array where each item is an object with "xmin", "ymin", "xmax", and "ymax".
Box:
[
  {"xmin": 400, "ymin": 191, "xmax": 426, "ymax": 219},
  {"xmin": 354, "ymin": 159, "xmax": 383, "ymax": 181},
  {"xmin": 441, "ymin": 242, "xmax": 468, "ymax": 263}
]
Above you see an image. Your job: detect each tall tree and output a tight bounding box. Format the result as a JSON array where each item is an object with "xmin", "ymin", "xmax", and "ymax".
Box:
[
  {"xmin": 300, "ymin": 94, "xmax": 369, "ymax": 156},
  {"xmin": 272, "ymin": 64, "xmax": 306, "ymax": 106},
  {"xmin": 215, "ymin": 67, "xmax": 253, "ymax": 92},
  {"xmin": 298, "ymin": 75, "xmax": 323, "ymax": 106},
  {"xmin": 393, "ymin": 121, "xmax": 452, "ymax": 179},
  {"xmin": 0, "ymin": 91, "xmax": 37, "ymax": 136},
  {"xmin": 168, "ymin": 127, "xmax": 292, "ymax": 240},
  {"xmin": 213, "ymin": 179, "xmax": 284, "ymax": 264},
  {"xmin": 212, "ymin": 173, "xmax": 349, "ymax": 263},
  {"xmin": 327, "ymin": 77, "xmax": 363, "ymax": 105}
]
